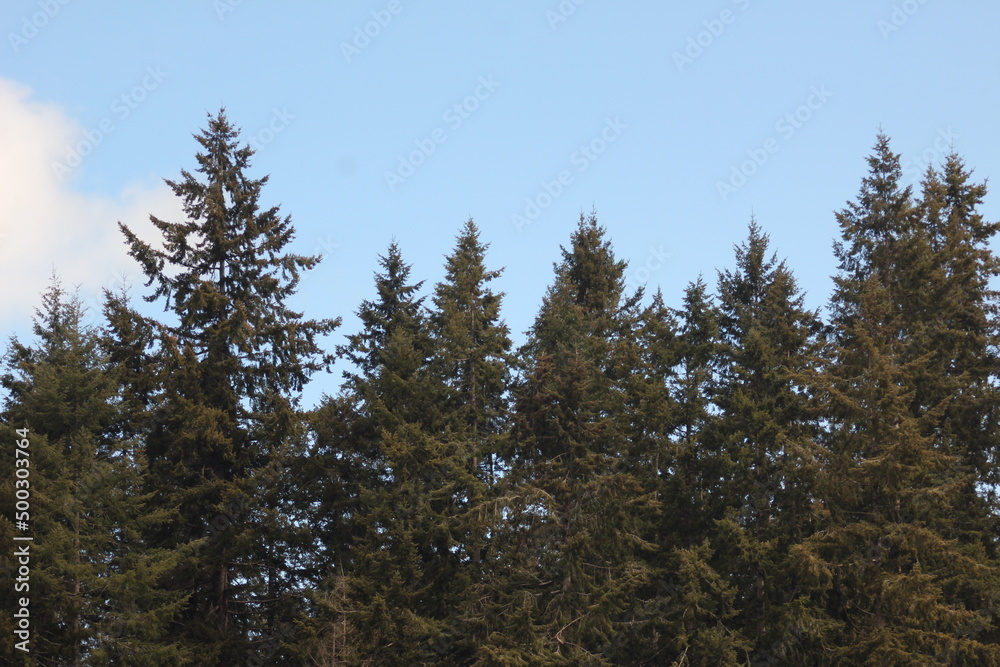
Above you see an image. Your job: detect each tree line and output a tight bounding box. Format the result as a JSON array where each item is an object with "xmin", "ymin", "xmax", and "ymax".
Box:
[{"xmin": 3, "ymin": 111, "xmax": 1000, "ymax": 665}]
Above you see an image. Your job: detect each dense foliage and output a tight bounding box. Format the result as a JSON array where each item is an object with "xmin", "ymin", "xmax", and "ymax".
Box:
[{"xmin": 3, "ymin": 117, "xmax": 1000, "ymax": 665}]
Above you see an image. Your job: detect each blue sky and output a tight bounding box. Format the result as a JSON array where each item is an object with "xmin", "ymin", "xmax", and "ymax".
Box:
[{"xmin": 3, "ymin": 0, "xmax": 999, "ymax": 407}]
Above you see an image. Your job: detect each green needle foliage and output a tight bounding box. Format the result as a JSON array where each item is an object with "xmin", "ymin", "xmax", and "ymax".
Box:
[
  {"xmin": 710, "ymin": 221, "xmax": 825, "ymax": 662},
  {"xmin": 107, "ymin": 109, "xmax": 338, "ymax": 665},
  {"xmin": 793, "ymin": 134, "xmax": 1000, "ymax": 664},
  {"xmin": 429, "ymin": 220, "xmax": 514, "ymax": 659},
  {"xmin": 5, "ymin": 124, "xmax": 1000, "ymax": 664},
  {"xmin": 310, "ymin": 241, "xmax": 473, "ymax": 663},
  {"xmin": 1, "ymin": 282, "xmax": 192, "ymax": 665},
  {"xmin": 640, "ymin": 278, "xmax": 755, "ymax": 665},
  {"xmin": 478, "ymin": 213, "xmax": 656, "ymax": 665}
]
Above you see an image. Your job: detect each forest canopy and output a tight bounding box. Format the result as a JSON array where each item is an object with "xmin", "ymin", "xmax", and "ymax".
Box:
[{"xmin": 3, "ymin": 112, "xmax": 1000, "ymax": 665}]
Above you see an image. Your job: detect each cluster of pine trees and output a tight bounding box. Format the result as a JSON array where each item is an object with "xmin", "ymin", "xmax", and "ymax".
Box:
[{"xmin": 3, "ymin": 112, "xmax": 1000, "ymax": 665}]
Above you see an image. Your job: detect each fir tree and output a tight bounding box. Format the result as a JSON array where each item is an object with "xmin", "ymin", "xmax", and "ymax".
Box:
[
  {"xmin": 1, "ymin": 282, "xmax": 192, "ymax": 665},
  {"xmin": 0, "ymin": 283, "xmax": 113, "ymax": 665},
  {"xmin": 310, "ymin": 242, "xmax": 476, "ymax": 664},
  {"xmin": 913, "ymin": 155, "xmax": 1000, "ymax": 498},
  {"xmin": 710, "ymin": 221, "xmax": 824, "ymax": 661},
  {"xmin": 428, "ymin": 219, "xmax": 514, "ymax": 658},
  {"xmin": 110, "ymin": 109, "xmax": 338, "ymax": 665},
  {"xmin": 430, "ymin": 219, "xmax": 512, "ymax": 490},
  {"xmin": 640, "ymin": 278, "xmax": 753, "ymax": 664},
  {"xmin": 668, "ymin": 277, "xmax": 723, "ymax": 535},
  {"xmin": 793, "ymin": 135, "xmax": 1000, "ymax": 662},
  {"xmin": 479, "ymin": 213, "xmax": 656, "ymax": 664}
]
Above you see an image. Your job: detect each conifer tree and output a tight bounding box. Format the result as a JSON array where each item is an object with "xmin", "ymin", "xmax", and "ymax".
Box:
[
  {"xmin": 913, "ymin": 155, "xmax": 1000, "ymax": 499},
  {"xmin": 428, "ymin": 220, "xmax": 513, "ymax": 658},
  {"xmin": 793, "ymin": 135, "xmax": 1000, "ymax": 662},
  {"xmin": 797, "ymin": 278, "xmax": 1000, "ymax": 663},
  {"xmin": 601, "ymin": 289, "xmax": 681, "ymax": 663},
  {"xmin": 710, "ymin": 221, "xmax": 825, "ymax": 661},
  {"xmin": 0, "ymin": 284, "xmax": 113, "ymax": 665},
  {"xmin": 295, "ymin": 391, "xmax": 367, "ymax": 664},
  {"xmin": 478, "ymin": 213, "xmax": 655, "ymax": 664},
  {"xmin": 667, "ymin": 277, "xmax": 723, "ymax": 535},
  {"xmin": 430, "ymin": 219, "xmax": 512, "ymax": 489},
  {"xmin": 629, "ymin": 289, "xmax": 680, "ymax": 493},
  {"xmin": 310, "ymin": 242, "xmax": 479, "ymax": 663},
  {"xmin": 1, "ymin": 282, "xmax": 191, "ymax": 665},
  {"xmin": 303, "ymin": 244, "xmax": 431, "ymax": 663},
  {"xmin": 109, "ymin": 109, "xmax": 338, "ymax": 665},
  {"xmin": 637, "ymin": 278, "xmax": 754, "ymax": 664}
]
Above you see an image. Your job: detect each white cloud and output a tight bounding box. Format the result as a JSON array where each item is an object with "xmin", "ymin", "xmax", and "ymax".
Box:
[{"xmin": 0, "ymin": 77, "xmax": 181, "ymax": 333}]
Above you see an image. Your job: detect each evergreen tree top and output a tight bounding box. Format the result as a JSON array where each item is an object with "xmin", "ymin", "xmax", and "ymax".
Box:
[
  {"xmin": 339, "ymin": 241, "xmax": 427, "ymax": 382},
  {"xmin": 115, "ymin": 109, "xmax": 338, "ymax": 400},
  {"xmin": 558, "ymin": 211, "xmax": 630, "ymax": 314},
  {"xmin": 834, "ymin": 132, "xmax": 917, "ymax": 281},
  {"xmin": 2, "ymin": 279, "xmax": 110, "ymax": 436},
  {"xmin": 433, "ymin": 218, "xmax": 506, "ymax": 312}
]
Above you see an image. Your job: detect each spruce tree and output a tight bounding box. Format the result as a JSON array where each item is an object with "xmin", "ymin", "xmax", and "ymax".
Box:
[
  {"xmin": 629, "ymin": 289, "xmax": 680, "ymax": 494},
  {"xmin": 913, "ymin": 155, "xmax": 1000, "ymax": 498},
  {"xmin": 0, "ymin": 283, "xmax": 114, "ymax": 665},
  {"xmin": 710, "ymin": 221, "xmax": 825, "ymax": 662},
  {"xmin": 428, "ymin": 219, "xmax": 513, "ymax": 658},
  {"xmin": 295, "ymin": 391, "xmax": 368, "ymax": 664},
  {"xmin": 302, "ymin": 244, "xmax": 431, "ymax": 664},
  {"xmin": 602, "ymin": 288, "xmax": 680, "ymax": 663},
  {"xmin": 793, "ymin": 135, "xmax": 1000, "ymax": 662},
  {"xmin": 0, "ymin": 282, "xmax": 191, "ymax": 665},
  {"xmin": 430, "ymin": 219, "xmax": 512, "ymax": 490},
  {"xmin": 639, "ymin": 278, "xmax": 753, "ymax": 664},
  {"xmin": 797, "ymin": 277, "xmax": 1000, "ymax": 663},
  {"xmin": 668, "ymin": 277, "xmax": 723, "ymax": 535},
  {"xmin": 478, "ymin": 213, "xmax": 655, "ymax": 664},
  {"xmin": 109, "ymin": 109, "xmax": 339, "ymax": 665},
  {"xmin": 309, "ymin": 242, "xmax": 477, "ymax": 663}
]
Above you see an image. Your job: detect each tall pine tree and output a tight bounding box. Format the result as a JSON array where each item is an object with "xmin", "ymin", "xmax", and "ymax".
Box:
[
  {"xmin": 309, "ymin": 241, "xmax": 480, "ymax": 663},
  {"xmin": 641, "ymin": 278, "xmax": 753, "ymax": 664},
  {"xmin": 913, "ymin": 154, "xmax": 1000, "ymax": 504},
  {"xmin": 429, "ymin": 219, "xmax": 514, "ymax": 659}
]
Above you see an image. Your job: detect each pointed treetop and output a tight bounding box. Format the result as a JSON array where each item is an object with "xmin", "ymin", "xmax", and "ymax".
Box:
[
  {"xmin": 435, "ymin": 219, "xmax": 504, "ymax": 307},
  {"xmin": 339, "ymin": 241, "xmax": 426, "ymax": 381}
]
